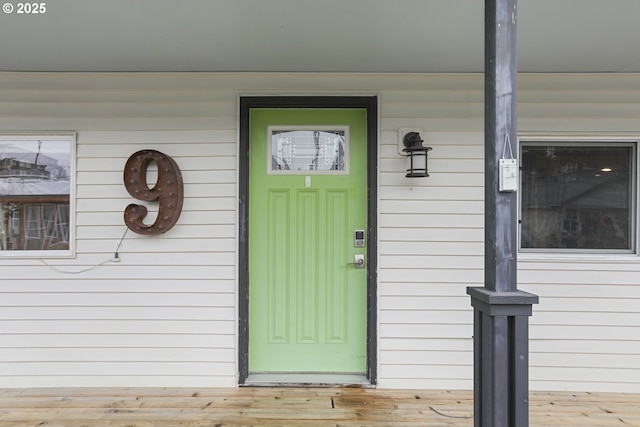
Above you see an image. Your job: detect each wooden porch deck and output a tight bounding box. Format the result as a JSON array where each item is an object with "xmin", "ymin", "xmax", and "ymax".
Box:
[{"xmin": 0, "ymin": 387, "xmax": 638, "ymax": 427}]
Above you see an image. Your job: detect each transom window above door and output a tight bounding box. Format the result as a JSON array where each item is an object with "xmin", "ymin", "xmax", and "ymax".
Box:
[
  {"xmin": 520, "ymin": 140, "xmax": 636, "ymax": 253},
  {"xmin": 268, "ymin": 126, "xmax": 349, "ymax": 175}
]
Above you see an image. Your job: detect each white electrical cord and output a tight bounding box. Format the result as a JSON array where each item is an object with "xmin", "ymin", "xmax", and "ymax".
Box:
[
  {"xmin": 40, "ymin": 257, "xmax": 113, "ymax": 274},
  {"xmin": 39, "ymin": 227, "xmax": 129, "ymax": 274}
]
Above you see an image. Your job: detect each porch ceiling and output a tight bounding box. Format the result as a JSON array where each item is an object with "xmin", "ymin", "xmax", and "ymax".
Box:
[{"xmin": 1, "ymin": 0, "xmax": 639, "ymax": 73}]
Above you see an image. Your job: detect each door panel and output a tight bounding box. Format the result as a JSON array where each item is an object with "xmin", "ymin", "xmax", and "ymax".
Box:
[{"xmin": 249, "ymin": 109, "xmax": 367, "ymax": 373}]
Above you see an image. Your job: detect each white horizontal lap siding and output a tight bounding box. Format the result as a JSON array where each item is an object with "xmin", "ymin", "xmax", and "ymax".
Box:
[
  {"xmin": 2, "ymin": 72, "xmax": 640, "ymax": 393},
  {"xmin": 518, "ymin": 74, "xmax": 640, "ymax": 393},
  {"xmin": 522, "ymin": 260, "xmax": 640, "ymax": 392},
  {"xmin": 378, "ymin": 83, "xmax": 484, "ymax": 389},
  {"xmin": 0, "ymin": 73, "xmax": 238, "ymax": 387},
  {"xmin": 377, "ymin": 73, "xmax": 640, "ymax": 393}
]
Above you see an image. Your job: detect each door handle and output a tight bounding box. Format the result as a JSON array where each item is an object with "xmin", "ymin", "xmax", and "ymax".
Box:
[{"xmin": 347, "ymin": 254, "xmax": 365, "ymax": 269}]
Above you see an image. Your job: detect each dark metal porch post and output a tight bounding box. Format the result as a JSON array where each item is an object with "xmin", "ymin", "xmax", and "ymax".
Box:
[{"xmin": 467, "ymin": 0, "xmax": 539, "ymax": 426}]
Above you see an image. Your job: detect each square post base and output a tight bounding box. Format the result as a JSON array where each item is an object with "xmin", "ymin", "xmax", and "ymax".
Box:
[{"xmin": 467, "ymin": 287, "xmax": 539, "ymax": 427}]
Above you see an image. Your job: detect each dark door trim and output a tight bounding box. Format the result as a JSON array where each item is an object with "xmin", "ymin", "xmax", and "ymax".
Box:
[{"xmin": 238, "ymin": 96, "xmax": 378, "ymax": 385}]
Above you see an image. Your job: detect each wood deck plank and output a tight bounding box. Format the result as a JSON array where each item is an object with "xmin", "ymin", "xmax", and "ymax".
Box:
[
  {"xmin": 0, "ymin": 396, "xmax": 334, "ymax": 410},
  {"xmin": 0, "ymin": 388, "xmax": 637, "ymax": 427}
]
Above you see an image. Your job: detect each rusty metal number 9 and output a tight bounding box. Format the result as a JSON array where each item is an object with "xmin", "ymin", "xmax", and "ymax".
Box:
[{"xmin": 123, "ymin": 150, "xmax": 184, "ymax": 235}]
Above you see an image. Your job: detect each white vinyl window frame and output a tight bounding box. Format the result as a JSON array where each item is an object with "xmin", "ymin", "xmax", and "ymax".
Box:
[
  {"xmin": 0, "ymin": 133, "xmax": 76, "ymax": 258},
  {"xmin": 519, "ymin": 137, "xmax": 638, "ymax": 255}
]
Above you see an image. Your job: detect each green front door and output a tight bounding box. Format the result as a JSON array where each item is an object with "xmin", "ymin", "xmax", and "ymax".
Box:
[{"xmin": 249, "ymin": 109, "xmax": 367, "ymax": 374}]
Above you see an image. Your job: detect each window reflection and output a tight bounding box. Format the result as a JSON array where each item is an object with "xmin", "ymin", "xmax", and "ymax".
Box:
[
  {"xmin": 521, "ymin": 143, "xmax": 634, "ymax": 251},
  {"xmin": 0, "ymin": 137, "xmax": 72, "ymax": 253},
  {"xmin": 271, "ymin": 129, "xmax": 347, "ymax": 173}
]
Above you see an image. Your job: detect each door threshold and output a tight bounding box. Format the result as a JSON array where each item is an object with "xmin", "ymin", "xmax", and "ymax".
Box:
[{"xmin": 243, "ymin": 373, "xmax": 373, "ymax": 388}]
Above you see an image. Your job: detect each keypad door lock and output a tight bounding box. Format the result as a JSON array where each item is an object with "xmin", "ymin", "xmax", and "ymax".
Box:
[{"xmin": 354, "ymin": 229, "xmax": 365, "ymax": 247}]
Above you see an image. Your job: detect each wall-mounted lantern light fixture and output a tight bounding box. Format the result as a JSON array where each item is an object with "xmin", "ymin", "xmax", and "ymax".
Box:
[{"xmin": 402, "ymin": 131, "xmax": 432, "ymax": 178}]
